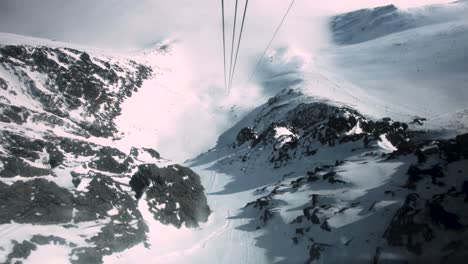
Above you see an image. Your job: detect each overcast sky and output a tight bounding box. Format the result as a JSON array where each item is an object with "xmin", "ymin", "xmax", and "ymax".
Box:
[{"xmin": 0, "ymin": 0, "xmax": 452, "ymax": 49}]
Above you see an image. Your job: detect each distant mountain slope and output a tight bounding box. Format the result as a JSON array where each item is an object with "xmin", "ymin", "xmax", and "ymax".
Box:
[
  {"xmin": 324, "ymin": 1, "xmax": 468, "ymax": 120},
  {"xmin": 330, "ymin": 3, "xmax": 467, "ymax": 45},
  {"xmin": 331, "ymin": 4, "xmax": 418, "ymax": 45},
  {"xmin": 0, "ymin": 36, "xmax": 210, "ymax": 264}
]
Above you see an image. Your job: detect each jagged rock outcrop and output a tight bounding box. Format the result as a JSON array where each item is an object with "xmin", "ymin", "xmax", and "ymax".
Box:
[
  {"xmin": 130, "ymin": 164, "xmax": 211, "ymax": 228},
  {"xmin": 223, "ymin": 89, "xmax": 411, "ymax": 169}
]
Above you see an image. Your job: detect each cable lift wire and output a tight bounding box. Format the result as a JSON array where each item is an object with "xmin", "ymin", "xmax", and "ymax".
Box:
[
  {"xmin": 221, "ymin": 0, "xmax": 227, "ymax": 93},
  {"xmin": 228, "ymin": 0, "xmax": 249, "ymax": 94},
  {"xmin": 227, "ymin": 0, "xmax": 239, "ymax": 94},
  {"xmin": 247, "ymin": 0, "xmax": 295, "ymax": 84}
]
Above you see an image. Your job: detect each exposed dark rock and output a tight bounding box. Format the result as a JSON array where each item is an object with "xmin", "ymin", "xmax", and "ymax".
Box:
[
  {"xmin": 6, "ymin": 240, "xmax": 37, "ymax": 264},
  {"xmin": 87, "ymin": 217, "xmax": 148, "ymax": 257},
  {"xmin": 259, "ymin": 208, "xmax": 274, "ymax": 225},
  {"xmin": 134, "ymin": 164, "xmax": 211, "ymax": 228},
  {"xmin": 428, "ymin": 201, "xmax": 463, "ymax": 230},
  {"xmin": 373, "ymin": 247, "xmax": 382, "ymax": 264},
  {"xmin": 70, "ymin": 247, "xmax": 103, "ymax": 264},
  {"xmin": 411, "ymin": 117, "xmax": 427, "ymax": 126},
  {"xmin": 247, "ymin": 196, "xmax": 271, "ymax": 210},
  {"xmin": 0, "ymin": 179, "xmax": 73, "ymax": 224},
  {"xmin": 129, "ymin": 164, "xmax": 155, "ymax": 199},
  {"xmin": 1, "ymin": 132, "xmax": 45, "ymax": 159},
  {"xmin": 437, "ymin": 135, "xmax": 468, "ymax": 162},
  {"xmin": 251, "ymin": 123, "xmax": 279, "ymax": 148},
  {"xmin": 46, "ymin": 143, "xmax": 65, "ymax": 168},
  {"xmin": 30, "ymin": 235, "xmax": 67, "ymax": 246},
  {"xmin": 142, "ymin": 148, "xmax": 161, "ymax": 159},
  {"xmin": 308, "ymin": 243, "xmax": 325, "ymax": 263},
  {"xmin": 235, "ymin": 127, "xmax": 257, "ymax": 146},
  {"xmin": 442, "ymin": 240, "xmax": 463, "ymax": 252},
  {"xmin": 58, "ymin": 138, "xmax": 96, "ymax": 156},
  {"xmin": 462, "ymin": 181, "xmax": 468, "ymax": 202},
  {"xmin": 327, "ymin": 113, "xmax": 357, "ymax": 132},
  {"xmin": 320, "ymin": 219, "xmax": 332, "ymax": 232},
  {"xmin": 322, "ymin": 170, "xmax": 346, "ymax": 184},
  {"xmin": 406, "ymin": 164, "xmax": 445, "ymax": 189},
  {"xmin": 71, "ymin": 172, "xmax": 82, "ymax": 188},
  {"xmin": 89, "ymin": 155, "xmax": 128, "ymax": 174},
  {"xmin": 73, "ymin": 173, "xmax": 128, "ymax": 222},
  {"xmin": 456, "ymin": 133, "xmax": 468, "ymax": 158},
  {"xmin": 69, "ymin": 171, "xmax": 149, "ymax": 262},
  {"xmin": 0, "ymin": 103, "xmax": 29, "ymax": 124},
  {"xmin": 0, "ymin": 157, "xmax": 50, "ymax": 178},
  {"xmin": 384, "ymin": 194, "xmax": 434, "ymax": 255},
  {"xmin": 130, "ymin": 147, "xmax": 140, "ymax": 157},
  {"xmin": 420, "ymin": 144, "xmax": 439, "ymax": 155},
  {"xmin": 0, "ymin": 77, "xmax": 7, "ymax": 90}
]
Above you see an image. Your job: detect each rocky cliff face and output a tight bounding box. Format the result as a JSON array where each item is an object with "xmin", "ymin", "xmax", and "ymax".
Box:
[
  {"xmin": 194, "ymin": 88, "xmax": 468, "ymax": 263},
  {"xmin": 0, "ymin": 43, "xmax": 210, "ymax": 264}
]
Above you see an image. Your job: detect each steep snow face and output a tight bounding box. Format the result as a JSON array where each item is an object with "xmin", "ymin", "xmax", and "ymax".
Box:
[
  {"xmin": 324, "ymin": 1, "xmax": 468, "ymax": 119},
  {"xmin": 426, "ymin": 108, "xmax": 468, "ymax": 137}
]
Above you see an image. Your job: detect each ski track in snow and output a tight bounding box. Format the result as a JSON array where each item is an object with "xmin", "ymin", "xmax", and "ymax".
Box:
[{"xmin": 104, "ymin": 165, "xmax": 264, "ymax": 264}]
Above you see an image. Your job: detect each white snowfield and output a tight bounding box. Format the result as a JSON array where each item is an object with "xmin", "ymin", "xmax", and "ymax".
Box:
[
  {"xmin": 322, "ymin": 1, "xmax": 468, "ymax": 121},
  {"xmin": 1, "ymin": 1, "xmax": 468, "ymax": 264}
]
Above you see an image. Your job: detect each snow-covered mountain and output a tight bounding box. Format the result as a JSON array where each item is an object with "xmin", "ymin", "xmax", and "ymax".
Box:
[
  {"xmin": 0, "ymin": 35, "xmax": 210, "ymax": 263},
  {"xmin": 1, "ymin": 1, "xmax": 468, "ymax": 264},
  {"xmin": 188, "ymin": 86, "xmax": 468, "ymax": 263},
  {"xmin": 178, "ymin": 2, "xmax": 468, "ymax": 264}
]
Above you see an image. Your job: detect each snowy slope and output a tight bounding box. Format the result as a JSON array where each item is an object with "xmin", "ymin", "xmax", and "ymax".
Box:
[
  {"xmin": 323, "ymin": 1, "xmax": 468, "ymax": 119},
  {"xmin": 330, "ymin": 3, "xmax": 468, "ymax": 45}
]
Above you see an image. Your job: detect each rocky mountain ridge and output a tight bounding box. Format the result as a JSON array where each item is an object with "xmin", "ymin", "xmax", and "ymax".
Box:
[
  {"xmin": 192, "ymin": 87, "xmax": 468, "ymax": 263},
  {"xmin": 0, "ymin": 42, "xmax": 210, "ymax": 264}
]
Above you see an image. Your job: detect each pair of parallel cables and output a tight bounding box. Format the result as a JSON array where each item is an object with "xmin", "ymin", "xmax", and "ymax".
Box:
[
  {"xmin": 221, "ymin": 0, "xmax": 296, "ymax": 94},
  {"xmin": 221, "ymin": 0, "xmax": 249, "ymax": 95}
]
